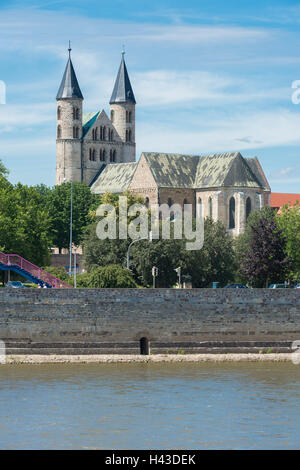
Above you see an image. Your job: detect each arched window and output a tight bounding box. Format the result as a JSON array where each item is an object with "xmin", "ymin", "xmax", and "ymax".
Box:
[
  {"xmin": 198, "ymin": 197, "xmax": 202, "ymax": 218},
  {"xmin": 126, "ymin": 130, "xmax": 128, "ymax": 142},
  {"xmin": 209, "ymin": 197, "xmax": 213, "ymax": 218},
  {"xmin": 168, "ymin": 198, "xmax": 172, "ymax": 207},
  {"xmin": 110, "ymin": 149, "xmax": 116, "ymax": 162},
  {"xmin": 73, "ymin": 107, "xmax": 79, "ymax": 120},
  {"xmin": 89, "ymin": 148, "xmax": 96, "ymax": 161},
  {"xmin": 103, "ymin": 126, "xmax": 106, "ymax": 141},
  {"xmin": 111, "ymin": 110, "xmax": 114, "ymax": 122},
  {"xmin": 110, "ymin": 130, "xmax": 114, "ymax": 142},
  {"xmin": 129, "ymin": 111, "xmax": 132, "ymax": 123},
  {"xmin": 128, "ymin": 130, "xmax": 132, "ymax": 142},
  {"xmin": 57, "ymin": 125, "xmax": 61, "ymax": 138},
  {"xmin": 229, "ymin": 197, "xmax": 236, "ymax": 229},
  {"xmin": 57, "ymin": 106, "xmax": 61, "ymax": 120},
  {"xmin": 102, "ymin": 149, "xmax": 106, "ymax": 161},
  {"xmin": 126, "ymin": 111, "xmax": 129, "ymax": 123},
  {"xmin": 246, "ymin": 197, "xmax": 251, "ymax": 221},
  {"xmin": 145, "ymin": 197, "xmax": 149, "ymax": 208}
]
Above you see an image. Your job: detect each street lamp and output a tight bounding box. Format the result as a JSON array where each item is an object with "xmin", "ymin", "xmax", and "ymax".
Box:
[
  {"xmin": 126, "ymin": 231, "xmax": 152, "ymax": 270},
  {"xmin": 63, "ymin": 178, "xmax": 73, "ymax": 277}
]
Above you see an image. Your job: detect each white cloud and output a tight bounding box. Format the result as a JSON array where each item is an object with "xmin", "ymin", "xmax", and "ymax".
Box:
[{"xmin": 136, "ymin": 109, "xmax": 300, "ymax": 155}]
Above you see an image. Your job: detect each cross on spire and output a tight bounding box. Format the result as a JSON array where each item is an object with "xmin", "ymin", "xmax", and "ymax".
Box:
[{"xmin": 68, "ymin": 40, "xmax": 72, "ymax": 58}]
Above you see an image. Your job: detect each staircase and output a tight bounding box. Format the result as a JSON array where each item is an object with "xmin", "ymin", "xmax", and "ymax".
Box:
[{"xmin": 0, "ymin": 251, "xmax": 72, "ymax": 288}]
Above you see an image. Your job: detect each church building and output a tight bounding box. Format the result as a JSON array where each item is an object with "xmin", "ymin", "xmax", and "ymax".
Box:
[{"xmin": 55, "ymin": 47, "xmax": 271, "ymax": 235}]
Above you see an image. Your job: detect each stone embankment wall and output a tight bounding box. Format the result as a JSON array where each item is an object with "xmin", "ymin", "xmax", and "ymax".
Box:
[{"xmin": 0, "ymin": 289, "xmax": 299, "ymax": 354}]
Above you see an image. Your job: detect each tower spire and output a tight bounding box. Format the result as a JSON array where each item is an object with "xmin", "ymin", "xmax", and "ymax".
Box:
[
  {"xmin": 110, "ymin": 51, "xmax": 136, "ymax": 104},
  {"xmin": 56, "ymin": 45, "xmax": 83, "ymax": 100}
]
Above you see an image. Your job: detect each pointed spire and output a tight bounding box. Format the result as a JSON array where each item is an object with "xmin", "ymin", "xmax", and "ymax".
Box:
[
  {"xmin": 56, "ymin": 44, "xmax": 83, "ymax": 100},
  {"xmin": 110, "ymin": 50, "xmax": 136, "ymax": 104}
]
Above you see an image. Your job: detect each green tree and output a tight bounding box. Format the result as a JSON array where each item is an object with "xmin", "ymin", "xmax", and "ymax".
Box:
[
  {"xmin": 0, "ymin": 181, "xmax": 51, "ymax": 265},
  {"xmin": 76, "ymin": 265, "xmax": 137, "ymax": 288},
  {"xmin": 182, "ymin": 218, "xmax": 236, "ymax": 288},
  {"xmin": 276, "ymin": 203, "xmax": 300, "ymax": 281},
  {"xmin": 238, "ymin": 209, "xmax": 290, "ymax": 287},
  {"xmin": 82, "ymin": 191, "xmax": 147, "ymax": 271},
  {"xmin": 46, "ymin": 182, "xmax": 100, "ymax": 252}
]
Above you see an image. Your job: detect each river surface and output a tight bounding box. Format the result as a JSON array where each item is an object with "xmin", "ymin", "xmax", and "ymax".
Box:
[{"xmin": 0, "ymin": 362, "xmax": 300, "ymax": 449}]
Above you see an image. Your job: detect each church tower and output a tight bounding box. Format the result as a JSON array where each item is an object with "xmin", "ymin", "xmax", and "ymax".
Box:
[
  {"xmin": 109, "ymin": 50, "xmax": 136, "ymax": 163},
  {"xmin": 56, "ymin": 44, "xmax": 84, "ymax": 185}
]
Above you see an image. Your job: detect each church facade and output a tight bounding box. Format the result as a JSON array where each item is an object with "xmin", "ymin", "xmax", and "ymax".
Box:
[
  {"xmin": 56, "ymin": 47, "xmax": 271, "ymax": 235},
  {"xmin": 56, "ymin": 48, "xmax": 136, "ymax": 186}
]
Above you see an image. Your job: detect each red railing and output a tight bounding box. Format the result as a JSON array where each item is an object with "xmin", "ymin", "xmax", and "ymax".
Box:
[{"xmin": 0, "ymin": 251, "xmax": 72, "ymax": 288}]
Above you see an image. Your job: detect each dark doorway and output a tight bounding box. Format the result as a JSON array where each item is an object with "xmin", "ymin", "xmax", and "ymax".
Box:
[{"xmin": 140, "ymin": 337, "xmax": 150, "ymax": 355}]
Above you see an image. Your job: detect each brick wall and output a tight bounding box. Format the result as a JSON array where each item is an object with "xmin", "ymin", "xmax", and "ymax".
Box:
[{"xmin": 1, "ymin": 289, "xmax": 300, "ymax": 354}]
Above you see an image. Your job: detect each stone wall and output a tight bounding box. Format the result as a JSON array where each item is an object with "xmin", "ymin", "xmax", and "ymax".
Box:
[{"xmin": 0, "ymin": 289, "xmax": 300, "ymax": 355}]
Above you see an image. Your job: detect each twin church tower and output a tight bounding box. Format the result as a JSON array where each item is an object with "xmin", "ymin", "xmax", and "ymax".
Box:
[{"xmin": 56, "ymin": 46, "xmax": 136, "ymax": 185}]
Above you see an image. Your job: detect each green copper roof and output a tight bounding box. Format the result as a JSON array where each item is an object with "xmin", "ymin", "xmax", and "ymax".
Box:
[
  {"xmin": 91, "ymin": 152, "xmax": 266, "ymax": 194},
  {"xmin": 82, "ymin": 112, "xmax": 100, "ymax": 139},
  {"xmin": 143, "ymin": 153, "xmax": 198, "ymax": 188},
  {"xmin": 141, "ymin": 152, "xmax": 264, "ymax": 189},
  {"xmin": 90, "ymin": 162, "xmax": 138, "ymax": 194}
]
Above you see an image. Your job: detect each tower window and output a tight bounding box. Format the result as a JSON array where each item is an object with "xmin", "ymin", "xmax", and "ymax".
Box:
[
  {"xmin": 73, "ymin": 107, "xmax": 80, "ymax": 120},
  {"xmin": 57, "ymin": 106, "xmax": 61, "ymax": 120},
  {"xmin": 229, "ymin": 197, "xmax": 235, "ymax": 229},
  {"xmin": 73, "ymin": 126, "xmax": 79, "ymax": 139},
  {"xmin": 129, "ymin": 111, "xmax": 132, "ymax": 123},
  {"xmin": 57, "ymin": 125, "xmax": 61, "ymax": 138},
  {"xmin": 126, "ymin": 130, "xmax": 132, "ymax": 142},
  {"xmin": 111, "ymin": 110, "xmax": 114, "ymax": 123},
  {"xmin": 145, "ymin": 197, "xmax": 150, "ymax": 208}
]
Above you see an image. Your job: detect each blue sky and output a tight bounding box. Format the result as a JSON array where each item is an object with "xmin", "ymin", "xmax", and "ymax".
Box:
[{"xmin": 0, "ymin": 0, "xmax": 300, "ymax": 192}]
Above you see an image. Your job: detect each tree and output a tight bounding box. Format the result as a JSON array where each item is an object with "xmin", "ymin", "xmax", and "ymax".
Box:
[
  {"xmin": 276, "ymin": 203, "xmax": 300, "ymax": 281},
  {"xmin": 238, "ymin": 212, "xmax": 290, "ymax": 287},
  {"xmin": 76, "ymin": 265, "xmax": 138, "ymax": 288},
  {"xmin": 46, "ymin": 182, "xmax": 100, "ymax": 252},
  {"xmin": 0, "ymin": 180, "xmax": 52, "ymax": 265},
  {"xmin": 182, "ymin": 218, "xmax": 236, "ymax": 288},
  {"xmin": 82, "ymin": 191, "xmax": 147, "ymax": 271}
]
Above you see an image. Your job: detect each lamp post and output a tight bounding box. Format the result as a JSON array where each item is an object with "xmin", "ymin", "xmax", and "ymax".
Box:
[
  {"xmin": 63, "ymin": 178, "xmax": 73, "ymax": 277},
  {"xmin": 69, "ymin": 181, "xmax": 73, "ymax": 275},
  {"xmin": 126, "ymin": 231, "xmax": 152, "ymax": 270}
]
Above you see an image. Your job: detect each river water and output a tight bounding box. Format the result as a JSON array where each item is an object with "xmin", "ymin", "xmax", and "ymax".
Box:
[{"xmin": 0, "ymin": 362, "xmax": 300, "ymax": 449}]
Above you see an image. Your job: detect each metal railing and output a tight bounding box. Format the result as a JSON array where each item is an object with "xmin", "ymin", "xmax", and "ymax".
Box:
[{"xmin": 0, "ymin": 251, "xmax": 72, "ymax": 288}]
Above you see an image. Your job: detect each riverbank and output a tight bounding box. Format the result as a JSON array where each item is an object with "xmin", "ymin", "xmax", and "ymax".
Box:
[{"xmin": 3, "ymin": 353, "xmax": 296, "ymax": 364}]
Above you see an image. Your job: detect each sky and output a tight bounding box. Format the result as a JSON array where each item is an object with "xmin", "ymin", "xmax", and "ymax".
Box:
[{"xmin": 0, "ymin": 0, "xmax": 300, "ymax": 192}]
